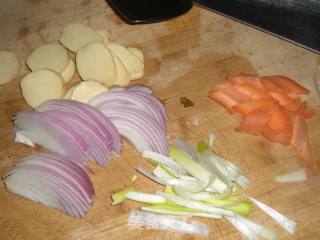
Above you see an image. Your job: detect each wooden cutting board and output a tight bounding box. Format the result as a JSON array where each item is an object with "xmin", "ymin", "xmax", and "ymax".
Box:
[{"xmin": 0, "ymin": 1, "xmax": 320, "ymax": 239}]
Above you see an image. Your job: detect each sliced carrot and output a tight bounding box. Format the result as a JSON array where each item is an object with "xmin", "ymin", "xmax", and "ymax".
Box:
[
  {"xmin": 233, "ymin": 98, "xmax": 277, "ymax": 116},
  {"xmin": 261, "ymin": 76, "xmax": 310, "ymax": 94},
  {"xmin": 228, "ymin": 74, "xmax": 264, "ymax": 90},
  {"xmin": 208, "ymin": 82, "xmax": 231, "ymax": 93},
  {"xmin": 262, "ymin": 126, "xmax": 291, "ymax": 146},
  {"xmin": 291, "ymin": 114, "xmax": 312, "ymax": 167},
  {"xmin": 236, "ymin": 108, "xmax": 271, "ymax": 135},
  {"xmin": 261, "ymin": 106, "xmax": 292, "ymax": 146},
  {"xmin": 268, "ymin": 91, "xmax": 301, "ymax": 112},
  {"xmin": 233, "ymin": 83, "xmax": 272, "ymax": 100},
  {"xmin": 208, "ymin": 83, "xmax": 250, "ymax": 112},
  {"xmin": 208, "ymin": 91, "xmax": 238, "ymax": 113},
  {"xmin": 267, "ymin": 106, "xmax": 292, "ymax": 133}
]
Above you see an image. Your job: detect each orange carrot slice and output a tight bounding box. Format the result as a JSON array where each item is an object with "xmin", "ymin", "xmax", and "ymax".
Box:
[
  {"xmin": 228, "ymin": 74, "xmax": 263, "ymax": 90},
  {"xmin": 261, "ymin": 107, "xmax": 292, "ymax": 146},
  {"xmin": 236, "ymin": 108, "xmax": 271, "ymax": 135},
  {"xmin": 261, "ymin": 76, "xmax": 310, "ymax": 94},
  {"xmin": 268, "ymin": 91, "xmax": 301, "ymax": 112},
  {"xmin": 233, "ymin": 98, "xmax": 277, "ymax": 116},
  {"xmin": 233, "ymin": 83, "xmax": 272, "ymax": 100},
  {"xmin": 208, "ymin": 91, "xmax": 238, "ymax": 113},
  {"xmin": 291, "ymin": 114, "xmax": 312, "ymax": 167}
]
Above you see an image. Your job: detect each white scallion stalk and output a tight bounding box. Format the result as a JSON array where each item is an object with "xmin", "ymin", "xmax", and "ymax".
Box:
[
  {"xmin": 274, "ymin": 169, "xmax": 306, "ymax": 183},
  {"xmin": 142, "ymin": 150, "xmax": 184, "ymax": 175},
  {"xmin": 153, "ymin": 165, "xmax": 176, "ymax": 180},
  {"xmin": 226, "ymin": 215, "xmax": 277, "ymax": 240},
  {"xmin": 136, "ymin": 166, "xmax": 167, "ymax": 185},
  {"xmin": 128, "ymin": 210, "xmax": 209, "ymax": 236},
  {"xmin": 156, "ymin": 191, "xmax": 234, "ymax": 217},
  {"xmin": 173, "ymin": 186, "xmax": 218, "ymax": 201},
  {"xmin": 207, "ymin": 176, "xmax": 228, "ymax": 193},
  {"xmin": 169, "ymin": 145, "xmax": 211, "ymax": 187},
  {"xmin": 247, "ymin": 195, "xmax": 296, "ymax": 234},
  {"xmin": 141, "ymin": 206, "xmax": 222, "ymax": 219},
  {"xmin": 127, "ymin": 191, "xmax": 167, "ymax": 204}
]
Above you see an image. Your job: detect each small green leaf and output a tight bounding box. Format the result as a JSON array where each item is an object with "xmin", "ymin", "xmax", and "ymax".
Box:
[{"xmin": 180, "ymin": 97, "xmax": 194, "ymax": 108}]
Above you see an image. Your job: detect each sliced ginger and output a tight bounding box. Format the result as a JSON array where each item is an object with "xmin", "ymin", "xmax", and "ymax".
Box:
[
  {"xmin": 70, "ymin": 80, "xmax": 108, "ymax": 103},
  {"xmin": 20, "ymin": 69, "xmax": 65, "ymax": 108}
]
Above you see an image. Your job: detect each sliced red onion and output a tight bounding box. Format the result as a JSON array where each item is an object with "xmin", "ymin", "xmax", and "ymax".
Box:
[
  {"xmin": 90, "ymin": 90, "xmax": 166, "ymax": 129},
  {"xmin": 42, "ymin": 110, "xmax": 112, "ymax": 166},
  {"xmin": 14, "ymin": 112, "xmax": 89, "ymax": 164},
  {"xmin": 36, "ymin": 100, "xmax": 121, "ymax": 154},
  {"xmin": 3, "ymin": 152, "xmax": 95, "ymax": 218},
  {"xmin": 90, "ymin": 86, "xmax": 168, "ymax": 155},
  {"xmin": 100, "ymin": 106, "xmax": 168, "ymax": 155}
]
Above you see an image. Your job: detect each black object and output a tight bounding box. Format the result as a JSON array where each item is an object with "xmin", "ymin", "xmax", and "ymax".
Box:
[
  {"xmin": 106, "ymin": 0, "xmax": 193, "ymax": 24},
  {"xmin": 193, "ymin": 0, "xmax": 320, "ymax": 54}
]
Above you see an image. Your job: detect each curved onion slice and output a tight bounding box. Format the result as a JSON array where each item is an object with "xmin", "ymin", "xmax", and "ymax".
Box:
[
  {"xmin": 14, "ymin": 111, "xmax": 89, "ymax": 164},
  {"xmin": 36, "ymin": 99, "xmax": 121, "ymax": 154},
  {"xmin": 128, "ymin": 84, "xmax": 153, "ymax": 94},
  {"xmin": 3, "ymin": 152, "xmax": 95, "ymax": 218},
  {"xmin": 99, "ymin": 106, "xmax": 168, "ymax": 155},
  {"xmin": 90, "ymin": 87, "xmax": 166, "ymax": 129},
  {"xmin": 43, "ymin": 110, "xmax": 112, "ymax": 166}
]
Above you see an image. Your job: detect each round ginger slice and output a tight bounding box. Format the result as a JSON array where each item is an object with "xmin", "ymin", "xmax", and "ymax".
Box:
[
  {"xmin": 60, "ymin": 57, "xmax": 75, "ymax": 83},
  {"xmin": 64, "ymin": 86, "xmax": 77, "ymax": 99},
  {"xmin": 59, "ymin": 23, "xmax": 103, "ymax": 52},
  {"xmin": 106, "ymin": 43, "xmax": 144, "ymax": 80},
  {"xmin": 71, "ymin": 80, "xmax": 108, "ymax": 103},
  {"xmin": 110, "ymin": 51, "xmax": 130, "ymax": 87},
  {"xmin": 26, "ymin": 43, "xmax": 69, "ymax": 72},
  {"xmin": 20, "ymin": 69, "xmax": 65, "ymax": 108},
  {"xmin": 128, "ymin": 47, "xmax": 144, "ymax": 63},
  {"xmin": 76, "ymin": 42, "xmax": 115, "ymax": 84},
  {"xmin": 0, "ymin": 50, "xmax": 20, "ymax": 85}
]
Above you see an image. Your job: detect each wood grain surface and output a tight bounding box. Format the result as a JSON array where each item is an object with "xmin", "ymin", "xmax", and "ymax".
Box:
[{"xmin": 0, "ymin": 1, "xmax": 320, "ymax": 239}]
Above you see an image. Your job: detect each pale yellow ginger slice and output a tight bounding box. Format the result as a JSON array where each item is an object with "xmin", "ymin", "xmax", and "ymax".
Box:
[
  {"xmin": 59, "ymin": 23, "xmax": 103, "ymax": 52},
  {"xmin": 64, "ymin": 86, "xmax": 77, "ymax": 99},
  {"xmin": 20, "ymin": 69, "xmax": 65, "ymax": 108},
  {"xmin": 60, "ymin": 57, "xmax": 76, "ymax": 83},
  {"xmin": 0, "ymin": 50, "xmax": 20, "ymax": 85},
  {"xmin": 26, "ymin": 42, "xmax": 68, "ymax": 72},
  {"xmin": 76, "ymin": 42, "xmax": 116, "ymax": 84},
  {"xmin": 128, "ymin": 47, "xmax": 144, "ymax": 63},
  {"xmin": 109, "ymin": 51, "xmax": 130, "ymax": 87},
  {"xmin": 70, "ymin": 80, "xmax": 108, "ymax": 103},
  {"xmin": 106, "ymin": 42, "xmax": 144, "ymax": 80}
]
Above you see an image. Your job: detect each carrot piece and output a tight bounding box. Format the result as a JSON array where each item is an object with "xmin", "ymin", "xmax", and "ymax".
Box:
[
  {"xmin": 291, "ymin": 114, "xmax": 312, "ymax": 167},
  {"xmin": 208, "ymin": 83, "xmax": 250, "ymax": 112},
  {"xmin": 268, "ymin": 91, "xmax": 301, "ymax": 112},
  {"xmin": 267, "ymin": 106, "xmax": 292, "ymax": 133},
  {"xmin": 301, "ymin": 107, "xmax": 316, "ymax": 119},
  {"xmin": 261, "ymin": 107, "xmax": 292, "ymax": 146},
  {"xmin": 233, "ymin": 98, "xmax": 277, "ymax": 116},
  {"xmin": 261, "ymin": 76, "xmax": 310, "ymax": 94},
  {"xmin": 209, "ymin": 82, "xmax": 231, "ymax": 93},
  {"xmin": 262, "ymin": 126, "xmax": 292, "ymax": 146},
  {"xmin": 228, "ymin": 74, "xmax": 264, "ymax": 90},
  {"xmin": 233, "ymin": 83, "xmax": 272, "ymax": 100},
  {"xmin": 236, "ymin": 108, "xmax": 271, "ymax": 135},
  {"xmin": 208, "ymin": 91, "xmax": 238, "ymax": 113}
]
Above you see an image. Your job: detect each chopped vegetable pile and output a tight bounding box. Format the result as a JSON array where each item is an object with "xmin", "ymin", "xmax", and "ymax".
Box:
[
  {"xmin": 112, "ymin": 138, "xmax": 296, "ymax": 239},
  {"xmin": 208, "ymin": 74, "xmax": 316, "ymax": 167}
]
